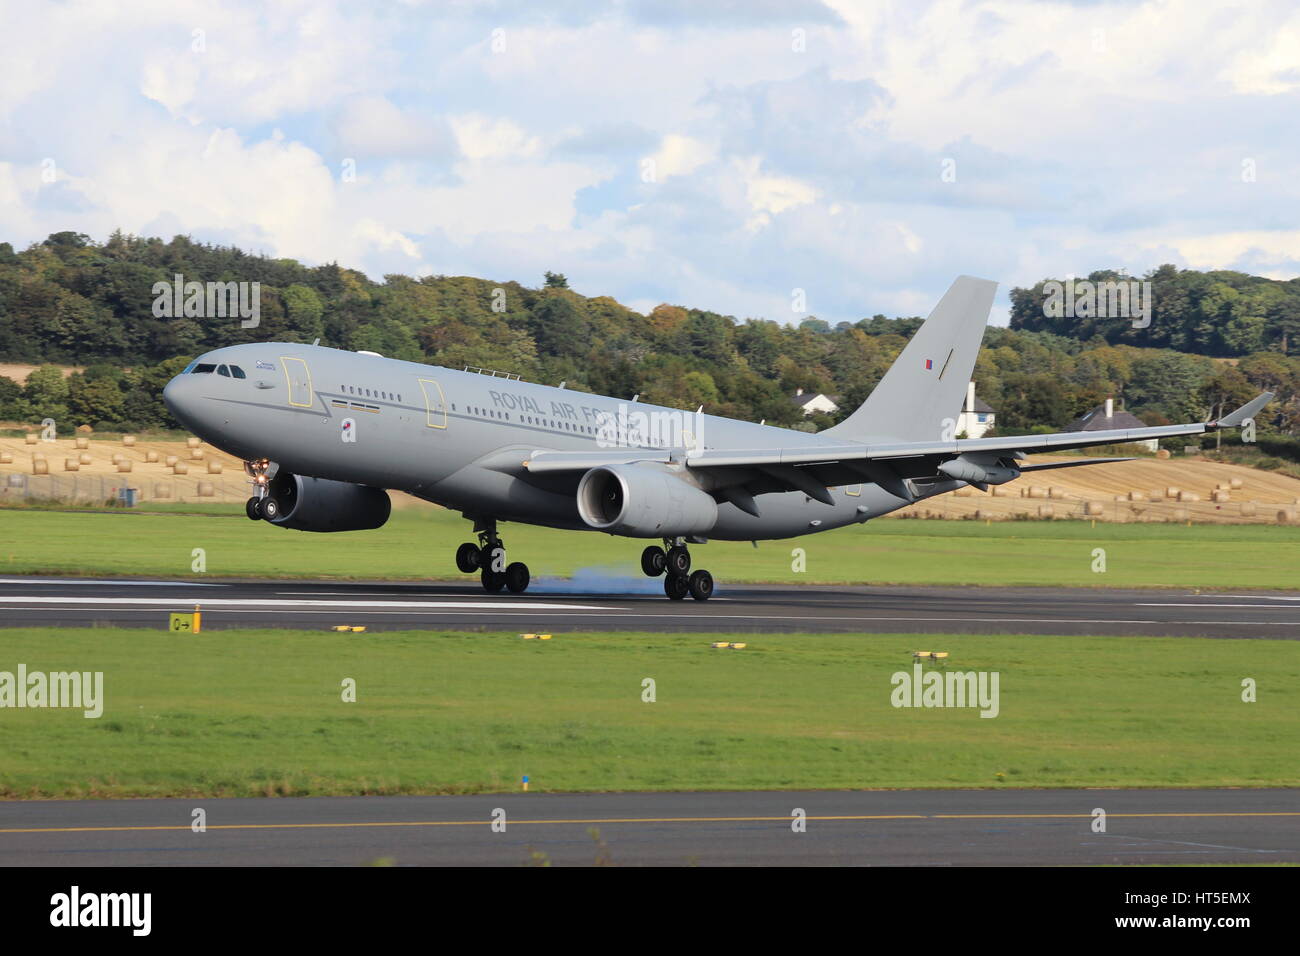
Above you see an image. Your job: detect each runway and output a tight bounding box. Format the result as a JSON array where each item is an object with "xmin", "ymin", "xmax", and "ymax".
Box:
[
  {"xmin": 0, "ymin": 576, "xmax": 1298, "ymax": 637},
  {"xmin": 2, "ymin": 788, "xmax": 1296, "ymax": 866}
]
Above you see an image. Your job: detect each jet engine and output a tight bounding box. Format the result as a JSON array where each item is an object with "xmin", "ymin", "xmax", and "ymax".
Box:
[
  {"xmin": 262, "ymin": 472, "xmax": 391, "ymax": 532},
  {"xmin": 576, "ymin": 463, "xmax": 718, "ymax": 537}
]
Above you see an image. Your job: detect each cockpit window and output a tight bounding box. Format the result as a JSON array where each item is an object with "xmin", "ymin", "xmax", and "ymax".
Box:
[
  {"xmin": 230, "ymin": 365, "xmax": 246, "ymax": 379},
  {"xmin": 182, "ymin": 360, "xmax": 199, "ymax": 374},
  {"xmin": 192, "ymin": 363, "xmax": 217, "ymax": 374},
  {"xmin": 217, "ymin": 365, "xmax": 231, "ymax": 377}
]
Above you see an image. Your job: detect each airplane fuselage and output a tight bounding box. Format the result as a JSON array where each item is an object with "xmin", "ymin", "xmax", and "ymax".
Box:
[{"xmin": 163, "ymin": 343, "xmax": 947, "ymax": 541}]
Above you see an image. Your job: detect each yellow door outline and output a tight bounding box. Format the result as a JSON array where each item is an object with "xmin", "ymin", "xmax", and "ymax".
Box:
[
  {"xmin": 846, "ymin": 484, "xmax": 862, "ymax": 497},
  {"xmin": 281, "ymin": 356, "xmax": 314, "ymax": 408},
  {"xmin": 418, "ymin": 378, "xmax": 447, "ymax": 429}
]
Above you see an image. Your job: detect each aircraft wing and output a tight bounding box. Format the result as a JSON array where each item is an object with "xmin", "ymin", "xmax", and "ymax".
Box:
[{"xmin": 523, "ymin": 392, "xmax": 1272, "ymax": 503}]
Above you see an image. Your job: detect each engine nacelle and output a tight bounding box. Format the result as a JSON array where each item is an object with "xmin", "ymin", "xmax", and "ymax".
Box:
[
  {"xmin": 265, "ymin": 472, "xmax": 391, "ymax": 532},
  {"xmin": 576, "ymin": 464, "xmax": 718, "ymax": 538}
]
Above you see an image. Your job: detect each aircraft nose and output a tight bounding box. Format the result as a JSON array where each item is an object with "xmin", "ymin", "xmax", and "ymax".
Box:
[{"xmin": 162, "ymin": 372, "xmax": 198, "ymax": 430}]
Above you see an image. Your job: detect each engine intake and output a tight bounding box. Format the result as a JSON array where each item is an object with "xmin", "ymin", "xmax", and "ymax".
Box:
[
  {"xmin": 576, "ymin": 464, "xmax": 717, "ymax": 537},
  {"xmin": 265, "ymin": 472, "xmax": 391, "ymax": 532}
]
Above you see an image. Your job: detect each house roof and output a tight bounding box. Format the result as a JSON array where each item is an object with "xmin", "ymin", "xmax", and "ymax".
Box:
[
  {"xmin": 791, "ymin": 392, "xmax": 838, "ymax": 408},
  {"xmin": 1066, "ymin": 403, "xmax": 1146, "ymax": 432},
  {"xmin": 963, "ymin": 396, "xmax": 995, "ymax": 413}
]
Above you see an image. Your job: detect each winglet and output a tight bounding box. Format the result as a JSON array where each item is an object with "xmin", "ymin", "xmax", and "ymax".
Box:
[{"xmin": 1212, "ymin": 392, "xmax": 1273, "ymax": 428}]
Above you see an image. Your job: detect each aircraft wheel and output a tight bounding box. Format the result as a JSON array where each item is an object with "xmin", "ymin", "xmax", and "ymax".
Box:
[
  {"xmin": 480, "ymin": 567, "xmax": 506, "ymax": 593},
  {"xmin": 664, "ymin": 574, "xmax": 689, "ymax": 601},
  {"xmin": 505, "ymin": 562, "xmax": 530, "ymax": 593},
  {"xmin": 640, "ymin": 546, "xmax": 666, "ymax": 577},
  {"xmin": 665, "ymin": 546, "xmax": 691, "ymax": 577},
  {"xmin": 245, "ymin": 496, "xmax": 263, "ymax": 521},
  {"xmin": 261, "ymin": 497, "xmax": 281, "ymax": 521},
  {"xmin": 455, "ymin": 542, "xmax": 481, "ymax": 573},
  {"xmin": 688, "ymin": 569, "xmax": 713, "ymax": 601}
]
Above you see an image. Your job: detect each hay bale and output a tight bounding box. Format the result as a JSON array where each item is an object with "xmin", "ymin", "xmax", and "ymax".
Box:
[
  {"xmin": 7, "ymin": 474, "xmax": 23, "ymax": 487},
  {"xmin": 1211, "ymin": 490, "xmax": 1230, "ymax": 502},
  {"xmin": 145, "ymin": 450, "xmax": 159, "ymax": 463},
  {"xmin": 1026, "ymin": 486, "xmax": 1046, "ymax": 499},
  {"xmin": 1278, "ymin": 510, "xmax": 1292, "ymax": 525},
  {"xmin": 122, "ymin": 435, "xmax": 136, "ymax": 446},
  {"xmin": 189, "ymin": 449, "xmax": 204, "ymax": 460},
  {"xmin": 1230, "ymin": 477, "xmax": 1243, "ymax": 490},
  {"xmin": 75, "ymin": 436, "xmax": 89, "ymax": 449},
  {"xmin": 117, "ymin": 460, "xmax": 133, "ymax": 473},
  {"xmin": 1240, "ymin": 501, "xmax": 1257, "ymax": 516},
  {"xmin": 172, "ymin": 461, "xmax": 189, "ymax": 475},
  {"xmin": 24, "ymin": 433, "xmax": 37, "ymax": 445},
  {"xmin": 206, "ymin": 459, "xmax": 223, "ymax": 474},
  {"xmin": 953, "ymin": 487, "xmax": 972, "ymax": 497},
  {"xmin": 1156, "ymin": 448, "xmax": 1171, "ymax": 459},
  {"xmin": 1172, "ymin": 507, "xmax": 1188, "ymax": 521},
  {"xmin": 0, "ymin": 451, "xmax": 11, "ymax": 464},
  {"xmin": 186, "ymin": 436, "xmax": 201, "ymax": 448},
  {"xmin": 153, "ymin": 483, "xmax": 172, "ymax": 498},
  {"xmin": 78, "ymin": 452, "xmax": 91, "ymax": 464},
  {"xmin": 75, "ymin": 424, "xmax": 92, "ymax": 434},
  {"xmin": 1177, "ymin": 491, "xmax": 1200, "ymax": 502},
  {"xmin": 64, "ymin": 458, "xmax": 79, "ymax": 471},
  {"xmin": 1127, "ymin": 490, "xmax": 1144, "ymax": 501},
  {"xmin": 1037, "ymin": 503, "xmax": 1054, "ymax": 518},
  {"xmin": 111, "ymin": 452, "xmax": 125, "ymax": 463},
  {"xmin": 1084, "ymin": 501, "xmax": 1104, "ymax": 515},
  {"xmin": 32, "ymin": 459, "xmax": 48, "ymax": 475},
  {"xmin": 1165, "ymin": 487, "xmax": 1180, "ymax": 498},
  {"xmin": 197, "ymin": 481, "xmax": 215, "ymax": 497},
  {"xmin": 165, "ymin": 455, "xmax": 178, "ymax": 467},
  {"xmin": 1150, "ymin": 489, "xmax": 1165, "ymax": 500}
]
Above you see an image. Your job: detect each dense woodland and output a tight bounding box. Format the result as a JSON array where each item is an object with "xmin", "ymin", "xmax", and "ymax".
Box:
[{"xmin": 1, "ymin": 232, "xmax": 1298, "ymax": 448}]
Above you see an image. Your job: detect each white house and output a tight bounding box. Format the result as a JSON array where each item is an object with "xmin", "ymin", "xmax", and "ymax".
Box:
[
  {"xmin": 956, "ymin": 381, "xmax": 996, "ymax": 438},
  {"xmin": 1065, "ymin": 398, "xmax": 1158, "ymax": 452},
  {"xmin": 791, "ymin": 388, "xmax": 839, "ymax": 417}
]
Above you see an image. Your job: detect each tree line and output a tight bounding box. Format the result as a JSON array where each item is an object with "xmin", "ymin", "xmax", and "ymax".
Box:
[{"xmin": 0, "ymin": 232, "xmax": 1296, "ymax": 440}]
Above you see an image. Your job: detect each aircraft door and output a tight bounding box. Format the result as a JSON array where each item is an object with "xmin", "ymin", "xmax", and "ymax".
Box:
[
  {"xmin": 418, "ymin": 378, "xmax": 447, "ymax": 429},
  {"xmin": 281, "ymin": 357, "xmax": 314, "ymax": 407}
]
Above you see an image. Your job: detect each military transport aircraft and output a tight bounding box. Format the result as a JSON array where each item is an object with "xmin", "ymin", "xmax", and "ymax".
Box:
[{"xmin": 163, "ymin": 276, "xmax": 1271, "ymax": 601}]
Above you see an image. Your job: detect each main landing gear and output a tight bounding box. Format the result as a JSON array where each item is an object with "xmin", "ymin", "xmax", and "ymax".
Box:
[
  {"xmin": 454, "ymin": 518, "xmax": 530, "ymax": 594},
  {"xmin": 641, "ymin": 540, "xmax": 713, "ymax": 601}
]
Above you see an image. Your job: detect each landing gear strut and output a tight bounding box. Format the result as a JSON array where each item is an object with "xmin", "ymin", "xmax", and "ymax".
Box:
[
  {"xmin": 244, "ymin": 459, "xmax": 270, "ymax": 521},
  {"xmin": 455, "ymin": 518, "xmax": 530, "ymax": 594},
  {"xmin": 647, "ymin": 538, "xmax": 713, "ymax": 601}
]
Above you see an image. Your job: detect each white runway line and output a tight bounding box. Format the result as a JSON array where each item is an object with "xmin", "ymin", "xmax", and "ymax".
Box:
[
  {"xmin": 0, "ymin": 596, "xmax": 616, "ymax": 611},
  {"xmin": 0, "ymin": 578, "xmax": 225, "ymax": 587}
]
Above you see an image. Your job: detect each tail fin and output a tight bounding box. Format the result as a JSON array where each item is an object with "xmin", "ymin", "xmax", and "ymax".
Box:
[{"xmin": 823, "ymin": 275, "xmax": 997, "ymax": 442}]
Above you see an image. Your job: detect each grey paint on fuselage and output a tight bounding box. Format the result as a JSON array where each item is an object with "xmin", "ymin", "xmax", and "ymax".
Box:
[{"xmin": 163, "ymin": 343, "xmax": 950, "ymax": 540}]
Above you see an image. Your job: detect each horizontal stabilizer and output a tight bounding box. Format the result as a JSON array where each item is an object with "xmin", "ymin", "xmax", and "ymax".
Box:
[{"xmin": 1215, "ymin": 392, "xmax": 1273, "ymax": 428}]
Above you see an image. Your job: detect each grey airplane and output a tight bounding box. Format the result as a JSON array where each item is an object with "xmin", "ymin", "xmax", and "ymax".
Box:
[{"xmin": 163, "ymin": 276, "xmax": 1272, "ymax": 601}]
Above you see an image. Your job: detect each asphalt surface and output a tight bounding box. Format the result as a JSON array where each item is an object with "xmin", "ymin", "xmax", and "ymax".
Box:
[
  {"xmin": 2, "ymin": 789, "xmax": 1296, "ymax": 866},
  {"xmin": 0, "ymin": 576, "xmax": 1298, "ymax": 637}
]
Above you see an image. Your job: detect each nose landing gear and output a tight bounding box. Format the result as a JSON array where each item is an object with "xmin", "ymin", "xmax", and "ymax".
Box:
[
  {"xmin": 455, "ymin": 518, "xmax": 530, "ymax": 593},
  {"xmin": 244, "ymin": 459, "xmax": 271, "ymax": 521},
  {"xmin": 643, "ymin": 539, "xmax": 713, "ymax": 600}
]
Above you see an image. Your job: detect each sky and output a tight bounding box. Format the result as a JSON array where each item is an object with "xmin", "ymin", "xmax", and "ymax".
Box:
[{"xmin": 1, "ymin": 0, "xmax": 1299, "ymax": 326}]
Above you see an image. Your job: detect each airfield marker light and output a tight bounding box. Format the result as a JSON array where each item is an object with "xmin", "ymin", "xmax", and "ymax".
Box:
[
  {"xmin": 711, "ymin": 642, "xmax": 732, "ymax": 648},
  {"xmin": 730, "ymin": 643, "xmax": 747, "ymax": 650},
  {"xmin": 193, "ymin": 605, "xmax": 201, "ymax": 633},
  {"xmin": 522, "ymin": 775, "xmax": 529, "ymax": 792}
]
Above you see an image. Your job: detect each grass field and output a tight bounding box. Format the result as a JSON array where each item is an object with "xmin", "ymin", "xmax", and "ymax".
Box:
[
  {"xmin": 2, "ymin": 505, "xmax": 1300, "ymax": 588},
  {"xmin": 0, "ymin": 627, "xmax": 1296, "ymax": 798}
]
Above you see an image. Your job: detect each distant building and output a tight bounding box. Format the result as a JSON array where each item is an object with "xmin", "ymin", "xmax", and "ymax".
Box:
[
  {"xmin": 791, "ymin": 387, "xmax": 839, "ymax": 417},
  {"xmin": 957, "ymin": 381, "xmax": 996, "ymax": 438},
  {"xmin": 1065, "ymin": 398, "xmax": 1158, "ymax": 452}
]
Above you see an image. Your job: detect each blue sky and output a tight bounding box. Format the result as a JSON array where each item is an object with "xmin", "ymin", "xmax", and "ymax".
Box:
[{"xmin": 2, "ymin": 0, "xmax": 1299, "ymax": 325}]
